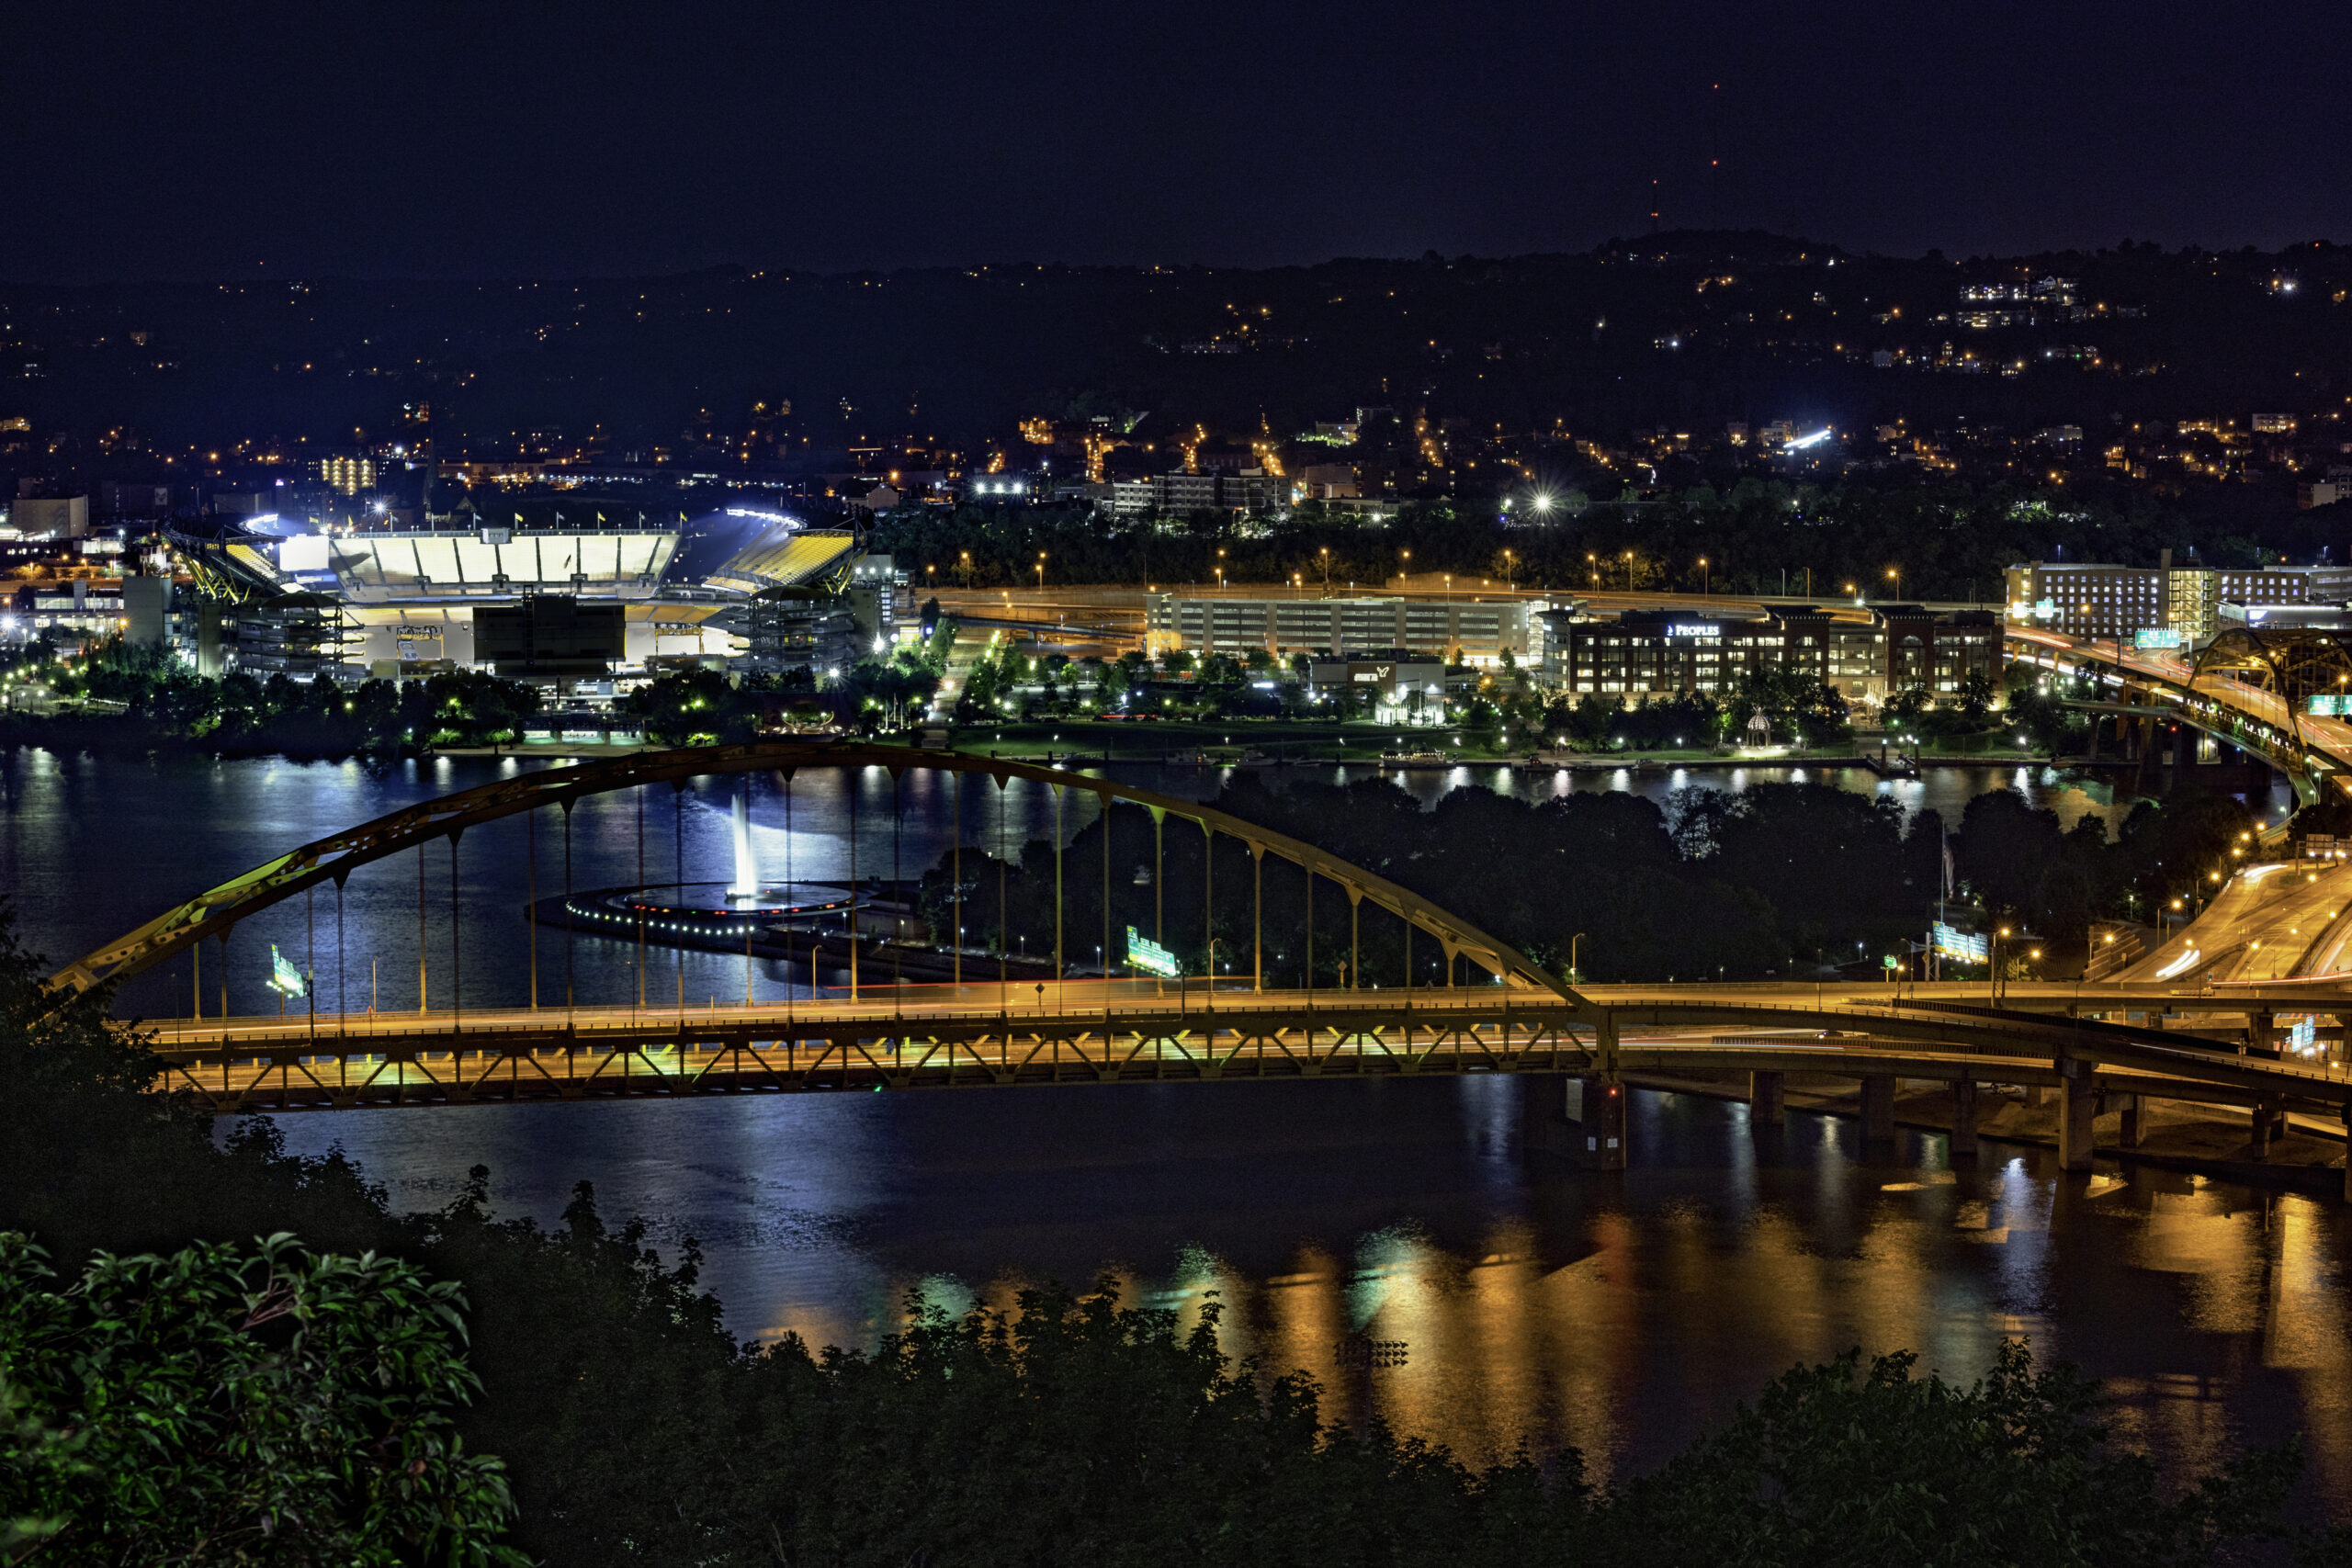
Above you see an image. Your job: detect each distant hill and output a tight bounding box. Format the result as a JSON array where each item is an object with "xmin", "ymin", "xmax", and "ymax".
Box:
[{"xmin": 2, "ymin": 235, "xmax": 2346, "ymax": 457}]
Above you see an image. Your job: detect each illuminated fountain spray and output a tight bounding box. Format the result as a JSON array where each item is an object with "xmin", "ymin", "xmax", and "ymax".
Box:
[{"xmin": 728, "ymin": 787, "xmax": 758, "ymax": 901}]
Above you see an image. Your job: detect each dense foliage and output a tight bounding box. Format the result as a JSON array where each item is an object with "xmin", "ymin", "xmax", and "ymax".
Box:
[
  {"xmin": 623, "ymin": 629, "xmax": 945, "ymax": 745},
  {"xmin": 0, "ymin": 1233, "xmax": 525, "ymax": 1565},
  {"xmin": 1, "ymin": 904, "xmax": 2342, "ymax": 1562},
  {"xmin": 5, "ymin": 638, "xmax": 541, "ymax": 757}
]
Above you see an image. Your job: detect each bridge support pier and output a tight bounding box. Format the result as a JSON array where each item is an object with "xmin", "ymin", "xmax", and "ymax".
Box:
[
  {"xmin": 2058, "ymin": 1059, "xmax": 2097, "ymax": 1172},
  {"xmin": 1860, "ymin": 1076, "xmax": 1896, "ymax": 1145},
  {"xmin": 1950, "ymin": 1078, "xmax": 1978, "ymax": 1159},
  {"xmin": 2249, "ymin": 1100, "xmax": 2288, "ymax": 1160},
  {"xmin": 1580, "ymin": 1077, "xmax": 1626, "ymax": 1170},
  {"xmin": 2117, "ymin": 1094, "xmax": 2145, "ymax": 1147},
  {"xmin": 2247, "ymin": 1011, "xmax": 2275, "ymax": 1055},
  {"xmin": 1748, "ymin": 1070, "xmax": 1784, "ymax": 1124},
  {"xmin": 2342, "ymin": 1104, "xmax": 2351, "ymax": 1201}
]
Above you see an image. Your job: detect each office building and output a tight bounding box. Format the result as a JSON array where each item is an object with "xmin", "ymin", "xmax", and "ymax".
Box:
[
  {"xmin": 1108, "ymin": 472, "xmax": 1283, "ymax": 517},
  {"xmin": 121, "ymin": 575, "xmax": 173, "ymax": 646},
  {"xmin": 845, "ymin": 552, "xmax": 910, "ymax": 651},
  {"xmin": 11, "ymin": 496, "xmax": 88, "ymax": 538},
  {"xmin": 14, "ymin": 578, "xmax": 124, "ymax": 643},
  {"xmin": 1308, "ymin": 657, "xmax": 1448, "ymax": 725},
  {"xmin": 314, "ymin": 453, "xmax": 379, "ymax": 495},
  {"xmin": 1541, "ymin": 606, "xmax": 2000, "ymax": 706}
]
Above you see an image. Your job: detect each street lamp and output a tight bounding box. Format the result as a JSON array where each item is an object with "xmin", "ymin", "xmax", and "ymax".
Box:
[
  {"xmin": 1887, "ymin": 566, "xmax": 1903, "ymax": 600},
  {"xmin": 1698, "ymin": 556, "xmax": 1709, "ymax": 596},
  {"xmin": 1035, "ymin": 552, "xmax": 1046, "ymax": 592},
  {"xmin": 1320, "ymin": 547, "xmax": 1331, "ymax": 597}
]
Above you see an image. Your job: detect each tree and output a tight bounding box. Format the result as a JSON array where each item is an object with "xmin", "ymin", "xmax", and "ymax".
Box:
[
  {"xmin": 0, "ymin": 1232, "xmax": 526, "ymax": 1565},
  {"xmin": 1602, "ymin": 1342, "xmax": 2302, "ymax": 1568},
  {"xmin": 1954, "ymin": 669, "xmax": 1997, "ymax": 724},
  {"xmin": 1198, "ymin": 652, "xmax": 1245, "ymax": 691},
  {"xmin": 1953, "ymin": 788, "xmax": 2064, "ymax": 918},
  {"xmin": 1732, "ymin": 664, "xmax": 1851, "ymax": 745},
  {"xmin": 1885, "ymin": 684, "xmax": 1932, "ymax": 725},
  {"xmin": 623, "ymin": 670, "xmax": 757, "ymax": 745}
]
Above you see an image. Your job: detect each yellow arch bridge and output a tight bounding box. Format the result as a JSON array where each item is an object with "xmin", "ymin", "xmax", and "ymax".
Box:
[{"xmin": 48, "ymin": 741, "xmax": 2352, "ymax": 1193}]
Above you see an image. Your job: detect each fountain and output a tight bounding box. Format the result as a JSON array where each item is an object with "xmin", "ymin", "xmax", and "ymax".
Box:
[
  {"xmin": 728, "ymin": 787, "xmax": 758, "ymax": 901},
  {"xmin": 542, "ymin": 784, "xmax": 858, "ymax": 948}
]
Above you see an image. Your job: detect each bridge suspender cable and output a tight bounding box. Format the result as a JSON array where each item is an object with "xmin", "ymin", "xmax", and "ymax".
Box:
[
  {"xmin": 51, "ymin": 743, "xmax": 1583, "ymax": 1014},
  {"xmin": 526, "ymin": 807, "xmax": 537, "ymax": 1010},
  {"xmin": 950, "ymin": 771, "xmax": 961, "ymax": 989}
]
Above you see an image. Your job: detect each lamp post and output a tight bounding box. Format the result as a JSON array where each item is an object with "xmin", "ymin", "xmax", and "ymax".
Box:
[
  {"xmin": 1570, "ymin": 931, "xmax": 1588, "ymax": 986},
  {"xmin": 1399, "ymin": 547, "xmax": 1410, "ymax": 586},
  {"xmin": 1035, "ymin": 553, "xmax": 1046, "ymax": 592},
  {"xmin": 1320, "ymin": 547, "xmax": 1331, "ymax": 598},
  {"xmin": 1888, "ymin": 566, "xmax": 1903, "ymax": 601}
]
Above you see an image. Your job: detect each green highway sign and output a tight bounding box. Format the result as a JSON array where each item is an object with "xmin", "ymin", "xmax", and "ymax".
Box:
[{"xmin": 1126, "ymin": 925, "xmax": 1181, "ymax": 979}]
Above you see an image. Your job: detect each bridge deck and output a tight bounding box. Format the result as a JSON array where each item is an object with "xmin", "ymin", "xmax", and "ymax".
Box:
[{"xmin": 132, "ymin": 981, "xmax": 2352, "ymax": 1113}]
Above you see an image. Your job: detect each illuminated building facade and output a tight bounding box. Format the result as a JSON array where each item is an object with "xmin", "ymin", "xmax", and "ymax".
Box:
[
  {"xmin": 1147, "ymin": 592, "xmax": 1543, "ymax": 665},
  {"xmin": 1544, "ymin": 606, "xmax": 2000, "ymax": 705}
]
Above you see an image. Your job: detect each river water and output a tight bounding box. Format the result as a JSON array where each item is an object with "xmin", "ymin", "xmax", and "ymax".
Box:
[{"xmin": 3, "ymin": 748, "xmax": 2341, "ymax": 1508}]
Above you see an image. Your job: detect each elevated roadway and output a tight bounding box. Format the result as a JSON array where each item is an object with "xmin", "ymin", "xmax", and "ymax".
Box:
[
  {"xmin": 48, "ymin": 738, "xmax": 2352, "ymax": 1191},
  {"xmin": 2008, "ymin": 626, "xmax": 2352, "ymax": 806},
  {"xmin": 130, "ymin": 976, "xmax": 2352, "ymax": 1190}
]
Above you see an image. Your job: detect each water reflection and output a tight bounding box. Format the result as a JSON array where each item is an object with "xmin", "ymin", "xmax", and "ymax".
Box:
[
  {"xmin": 2, "ymin": 750, "xmax": 2335, "ymax": 1508},
  {"xmin": 257, "ymin": 1079, "xmax": 2352, "ymax": 1509},
  {"xmin": 3, "ymin": 751, "xmax": 2293, "ymax": 1022}
]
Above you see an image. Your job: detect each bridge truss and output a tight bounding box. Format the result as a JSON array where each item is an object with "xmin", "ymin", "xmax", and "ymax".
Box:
[{"xmin": 51, "ymin": 739, "xmax": 2352, "ymax": 1189}]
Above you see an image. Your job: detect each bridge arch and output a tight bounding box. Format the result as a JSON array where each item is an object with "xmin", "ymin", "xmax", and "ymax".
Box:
[
  {"xmin": 2190, "ymin": 625, "xmax": 2352, "ymax": 703},
  {"xmin": 50, "ymin": 741, "xmax": 1586, "ymax": 1010}
]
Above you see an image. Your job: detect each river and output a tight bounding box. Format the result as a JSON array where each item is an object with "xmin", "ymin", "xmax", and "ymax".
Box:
[{"xmin": 2, "ymin": 747, "xmax": 2341, "ymax": 1509}]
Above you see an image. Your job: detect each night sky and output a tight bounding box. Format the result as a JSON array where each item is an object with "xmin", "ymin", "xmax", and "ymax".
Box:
[{"xmin": 6, "ymin": 1, "xmax": 2345, "ymax": 282}]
